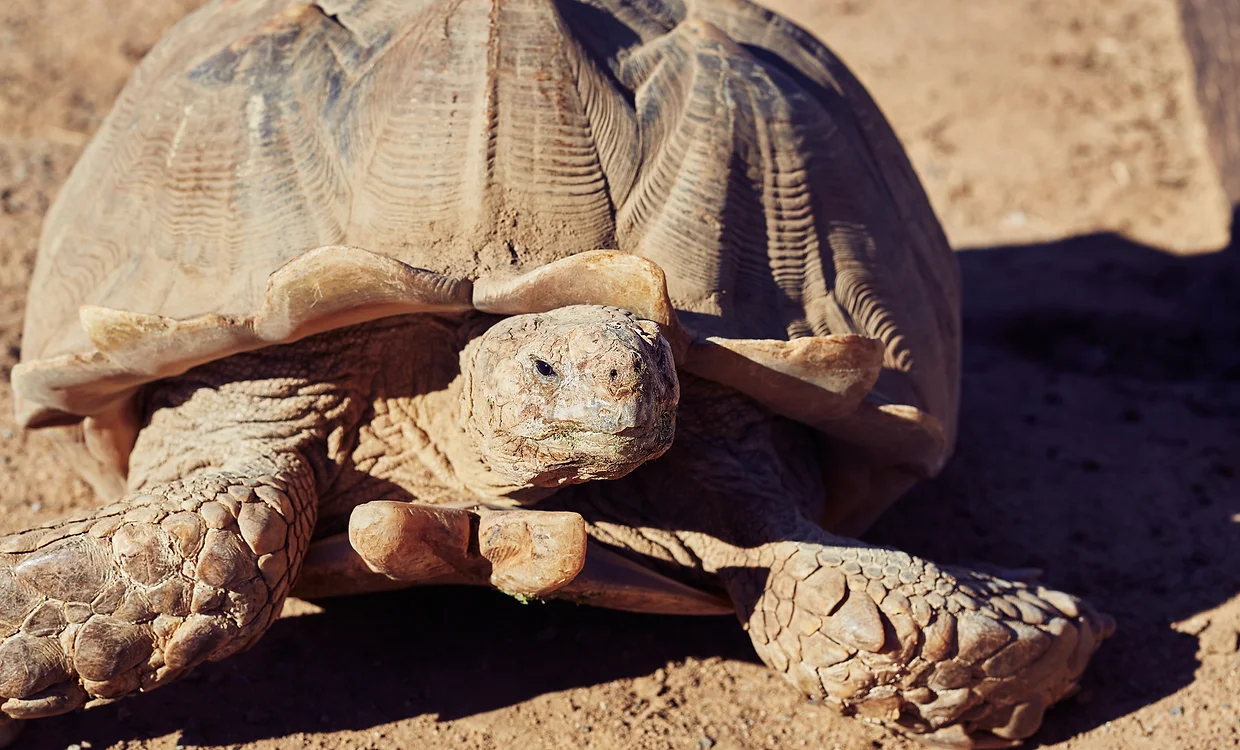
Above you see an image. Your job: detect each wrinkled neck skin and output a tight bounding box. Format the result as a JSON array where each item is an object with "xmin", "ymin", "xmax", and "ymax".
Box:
[{"xmin": 126, "ymin": 317, "xmax": 557, "ymax": 525}]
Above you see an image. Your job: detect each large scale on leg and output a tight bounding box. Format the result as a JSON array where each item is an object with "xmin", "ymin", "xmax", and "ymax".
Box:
[{"xmin": 2, "ymin": 0, "xmax": 1112, "ymax": 747}]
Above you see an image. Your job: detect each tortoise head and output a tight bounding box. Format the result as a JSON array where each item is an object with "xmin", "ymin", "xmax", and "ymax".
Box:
[{"xmin": 462, "ymin": 305, "xmax": 679, "ymax": 488}]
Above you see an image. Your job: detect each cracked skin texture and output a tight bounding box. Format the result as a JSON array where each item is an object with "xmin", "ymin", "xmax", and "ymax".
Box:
[{"xmin": 0, "ymin": 0, "xmax": 1120, "ymax": 747}]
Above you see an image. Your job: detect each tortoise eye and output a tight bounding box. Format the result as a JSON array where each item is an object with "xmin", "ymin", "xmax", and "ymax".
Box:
[{"xmin": 534, "ymin": 359, "xmax": 556, "ymax": 378}]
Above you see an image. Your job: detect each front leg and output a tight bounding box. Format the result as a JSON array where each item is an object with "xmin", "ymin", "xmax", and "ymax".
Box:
[
  {"xmin": 0, "ymin": 328, "xmax": 381, "ymax": 741},
  {"xmin": 554, "ymin": 379, "xmax": 1113, "ymax": 748},
  {"xmin": 720, "ymin": 528, "xmax": 1112, "ymax": 747},
  {"xmin": 0, "ymin": 453, "xmax": 315, "ymax": 724}
]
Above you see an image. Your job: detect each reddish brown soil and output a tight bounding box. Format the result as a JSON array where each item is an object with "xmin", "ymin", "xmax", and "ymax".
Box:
[{"xmin": 1, "ymin": 1, "xmax": 1237, "ymax": 749}]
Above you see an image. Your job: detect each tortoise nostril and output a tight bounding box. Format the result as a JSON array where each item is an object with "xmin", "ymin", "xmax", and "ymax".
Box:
[{"xmin": 609, "ymin": 369, "xmax": 618, "ymax": 381}]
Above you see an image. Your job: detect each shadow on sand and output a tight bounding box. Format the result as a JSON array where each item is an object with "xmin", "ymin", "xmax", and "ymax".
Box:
[{"xmin": 21, "ymin": 229, "xmax": 1240, "ymax": 748}]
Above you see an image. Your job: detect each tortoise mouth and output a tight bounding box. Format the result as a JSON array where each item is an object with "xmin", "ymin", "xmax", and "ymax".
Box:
[
  {"xmin": 514, "ymin": 406, "xmax": 677, "ymax": 485},
  {"xmin": 516, "ymin": 410, "xmax": 664, "ymax": 441},
  {"xmin": 471, "ymin": 401, "xmax": 675, "ymax": 489}
]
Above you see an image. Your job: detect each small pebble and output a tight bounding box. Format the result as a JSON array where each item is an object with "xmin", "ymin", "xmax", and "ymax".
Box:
[
  {"xmin": 1169, "ymin": 705, "xmax": 1184, "ymax": 717},
  {"xmin": 698, "ymin": 737, "xmax": 716, "ymax": 749}
]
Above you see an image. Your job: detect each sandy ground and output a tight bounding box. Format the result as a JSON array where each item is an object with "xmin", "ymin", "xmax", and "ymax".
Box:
[{"xmin": 1, "ymin": 0, "xmax": 1238, "ymax": 748}]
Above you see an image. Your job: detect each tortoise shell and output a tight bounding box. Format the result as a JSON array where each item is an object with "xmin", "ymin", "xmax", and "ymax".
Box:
[{"xmin": 14, "ymin": 0, "xmax": 959, "ymax": 493}]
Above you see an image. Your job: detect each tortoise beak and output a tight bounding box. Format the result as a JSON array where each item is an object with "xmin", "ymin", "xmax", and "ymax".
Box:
[{"xmin": 550, "ymin": 398, "xmax": 641, "ymax": 434}]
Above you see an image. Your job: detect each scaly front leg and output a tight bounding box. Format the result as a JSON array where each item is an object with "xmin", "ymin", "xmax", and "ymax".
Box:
[
  {"xmin": 718, "ymin": 524, "xmax": 1113, "ymax": 748},
  {"xmin": 0, "ymin": 328, "xmax": 375, "ymax": 745},
  {"xmin": 0, "ymin": 453, "xmax": 316, "ymax": 729}
]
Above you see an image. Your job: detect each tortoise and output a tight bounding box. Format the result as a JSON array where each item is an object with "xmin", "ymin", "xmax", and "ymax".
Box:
[{"xmin": 0, "ymin": 0, "xmax": 1115, "ymax": 746}]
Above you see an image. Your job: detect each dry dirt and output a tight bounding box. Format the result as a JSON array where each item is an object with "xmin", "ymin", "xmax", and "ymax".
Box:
[{"xmin": 1, "ymin": 0, "xmax": 1238, "ymax": 749}]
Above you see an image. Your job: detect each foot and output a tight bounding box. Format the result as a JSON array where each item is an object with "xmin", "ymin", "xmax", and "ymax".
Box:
[
  {"xmin": 732, "ymin": 541, "xmax": 1114, "ymax": 748},
  {"xmin": 0, "ymin": 464, "xmax": 313, "ymax": 721}
]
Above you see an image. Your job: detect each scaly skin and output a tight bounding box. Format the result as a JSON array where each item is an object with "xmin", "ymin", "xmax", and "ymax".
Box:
[
  {"xmin": 0, "ymin": 456, "xmax": 315, "ymax": 719},
  {"xmin": 0, "ymin": 325, "xmax": 367, "ymax": 726},
  {"xmin": 729, "ymin": 536, "xmax": 1112, "ymax": 747}
]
